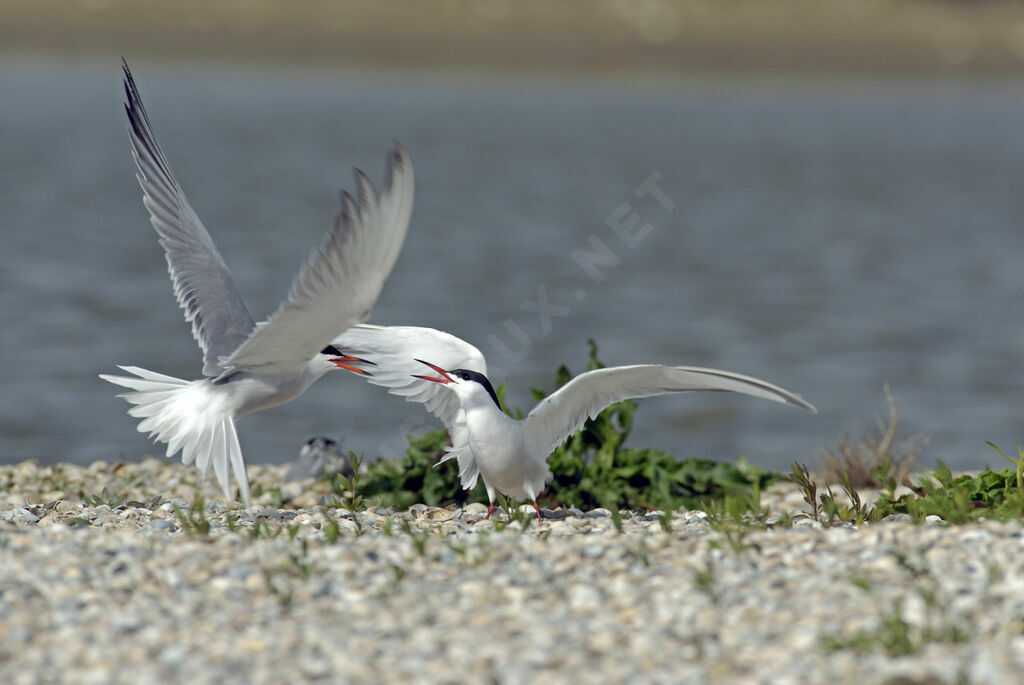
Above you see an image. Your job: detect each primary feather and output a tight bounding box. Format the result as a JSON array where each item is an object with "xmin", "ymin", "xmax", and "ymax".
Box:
[{"xmin": 523, "ymin": 364, "xmax": 817, "ymax": 459}]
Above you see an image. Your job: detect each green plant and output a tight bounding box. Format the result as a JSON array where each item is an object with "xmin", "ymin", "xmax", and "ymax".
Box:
[
  {"xmin": 872, "ymin": 462, "xmax": 1024, "ymax": 523},
  {"xmin": 83, "ymin": 487, "xmax": 127, "ymax": 509},
  {"xmin": 173, "ymin": 494, "xmax": 211, "ymax": 536},
  {"xmin": 819, "ymin": 471, "xmax": 871, "ymax": 525},
  {"xmin": 493, "ymin": 495, "xmax": 535, "ymax": 531},
  {"xmin": 656, "ymin": 508, "xmax": 674, "ymax": 533},
  {"xmin": 328, "ymin": 452, "xmax": 368, "ymax": 536},
  {"xmin": 986, "ymin": 441, "xmax": 1024, "ymax": 493},
  {"xmin": 788, "ymin": 462, "xmax": 820, "ymax": 521},
  {"xmin": 692, "ymin": 559, "xmax": 718, "ymax": 604},
  {"xmin": 611, "ymin": 509, "xmax": 623, "ymax": 532}
]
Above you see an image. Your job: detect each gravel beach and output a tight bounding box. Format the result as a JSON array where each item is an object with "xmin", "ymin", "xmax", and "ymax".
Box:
[{"xmin": 2, "ymin": 460, "xmax": 1023, "ymax": 683}]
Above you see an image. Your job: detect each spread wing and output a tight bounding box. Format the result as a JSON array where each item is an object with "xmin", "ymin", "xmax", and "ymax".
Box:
[
  {"xmin": 219, "ymin": 145, "xmax": 414, "ymax": 375},
  {"xmin": 523, "ymin": 365, "xmax": 816, "ymax": 460},
  {"xmin": 123, "ymin": 61, "xmax": 256, "ymax": 376},
  {"xmin": 331, "ymin": 324, "xmax": 487, "ymax": 430},
  {"xmin": 331, "ymin": 324, "xmax": 488, "ymax": 489}
]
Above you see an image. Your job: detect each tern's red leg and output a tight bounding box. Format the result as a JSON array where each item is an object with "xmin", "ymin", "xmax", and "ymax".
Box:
[
  {"xmin": 532, "ymin": 500, "xmax": 542, "ymax": 523},
  {"xmin": 485, "ymin": 502, "xmax": 496, "ymax": 520}
]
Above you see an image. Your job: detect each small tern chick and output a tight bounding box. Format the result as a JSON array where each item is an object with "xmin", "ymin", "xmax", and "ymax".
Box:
[{"xmin": 284, "ymin": 437, "xmax": 354, "ymax": 482}]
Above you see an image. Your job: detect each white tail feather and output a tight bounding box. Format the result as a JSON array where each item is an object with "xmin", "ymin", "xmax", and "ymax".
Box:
[
  {"xmin": 100, "ymin": 365, "xmax": 251, "ymax": 507},
  {"xmin": 437, "ymin": 446, "xmax": 480, "ymax": 490}
]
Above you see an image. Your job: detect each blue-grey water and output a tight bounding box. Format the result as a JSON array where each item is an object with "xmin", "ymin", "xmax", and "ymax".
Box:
[{"xmin": 3, "ymin": 56, "xmax": 1023, "ymax": 474}]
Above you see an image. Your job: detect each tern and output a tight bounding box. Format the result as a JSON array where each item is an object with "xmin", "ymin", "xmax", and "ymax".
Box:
[
  {"xmin": 331, "ymin": 325, "xmax": 816, "ymax": 521},
  {"xmin": 100, "ymin": 63, "xmax": 412, "ymax": 507},
  {"xmin": 284, "ymin": 437, "xmax": 353, "ymax": 482}
]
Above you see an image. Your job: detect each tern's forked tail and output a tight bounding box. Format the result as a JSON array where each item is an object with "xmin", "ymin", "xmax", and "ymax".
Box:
[{"xmin": 99, "ymin": 365, "xmax": 251, "ymax": 507}]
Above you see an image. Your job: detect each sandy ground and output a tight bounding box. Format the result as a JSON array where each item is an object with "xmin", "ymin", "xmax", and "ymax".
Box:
[{"xmin": 5, "ymin": 0, "xmax": 1024, "ymax": 78}]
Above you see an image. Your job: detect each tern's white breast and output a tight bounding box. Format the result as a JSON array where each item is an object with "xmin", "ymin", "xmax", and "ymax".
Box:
[{"xmin": 466, "ymin": 407, "xmax": 549, "ymax": 499}]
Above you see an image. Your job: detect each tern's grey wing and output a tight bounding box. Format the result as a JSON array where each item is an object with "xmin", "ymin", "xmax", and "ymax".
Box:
[
  {"xmin": 523, "ymin": 365, "xmax": 816, "ymax": 460},
  {"xmin": 330, "ymin": 324, "xmax": 487, "ymax": 430},
  {"xmin": 220, "ymin": 146, "xmax": 414, "ymax": 375},
  {"xmin": 123, "ymin": 62, "xmax": 255, "ymax": 377}
]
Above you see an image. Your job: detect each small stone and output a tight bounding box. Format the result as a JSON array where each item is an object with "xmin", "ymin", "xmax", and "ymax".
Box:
[
  {"xmin": 3, "ymin": 508, "xmax": 40, "ymax": 524},
  {"xmin": 462, "ymin": 502, "xmax": 489, "ymax": 517},
  {"xmin": 924, "ymin": 514, "xmax": 944, "ymax": 526},
  {"xmin": 585, "ymin": 508, "xmax": 612, "ymax": 518},
  {"xmin": 424, "ymin": 508, "xmax": 454, "ymax": 522},
  {"xmin": 547, "ymin": 523, "xmax": 575, "ymax": 537},
  {"xmin": 882, "ymin": 513, "xmax": 914, "ymax": 524},
  {"xmin": 568, "ymin": 585, "xmax": 602, "ymax": 612}
]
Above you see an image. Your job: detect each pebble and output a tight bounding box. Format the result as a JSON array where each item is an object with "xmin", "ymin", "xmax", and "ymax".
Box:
[{"xmin": 0, "ymin": 458, "xmax": 1022, "ymax": 683}]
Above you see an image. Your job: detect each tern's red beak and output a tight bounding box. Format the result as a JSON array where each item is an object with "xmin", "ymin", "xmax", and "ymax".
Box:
[
  {"xmin": 329, "ymin": 355, "xmax": 375, "ymax": 376},
  {"xmin": 412, "ymin": 359, "xmax": 454, "ymax": 384}
]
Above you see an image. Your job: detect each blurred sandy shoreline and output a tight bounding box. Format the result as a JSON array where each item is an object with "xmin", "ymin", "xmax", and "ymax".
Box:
[{"xmin": 6, "ymin": 0, "xmax": 1024, "ymax": 78}]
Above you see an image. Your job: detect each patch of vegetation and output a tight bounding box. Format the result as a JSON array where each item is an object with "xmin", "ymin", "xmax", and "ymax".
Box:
[
  {"xmin": 872, "ymin": 461, "xmax": 1024, "ymax": 524},
  {"xmin": 792, "ymin": 449, "xmax": 1024, "ymax": 525},
  {"xmin": 83, "ymin": 487, "xmax": 128, "ymax": 509},
  {"xmin": 987, "ymin": 441, "xmax": 1024, "ymax": 492},
  {"xmin": 173, "ymin": 494, "xmax": 211, "ymax": 536},
  {"xmin": 356, "ymin": 429, "xmax": 486, "ymax": 509},
  {"xmin": 324, "ymin": 452, "xmax": 369, "ymax": 535},
  {"xmin": 818, "ymin": 383, "xmax": 923, "ymax": 488},
  {"xmin": 492, "ymin": 497, "xmax": 537, "ymax": 532},
  {"xmin": 306, "ymin": 339, "xmax": 1024, "ymax": 525},
  {"xmin": 691, "ymin": 559, "xmax": 719, "ymax": 604},
  {"xmin": 790, "ymin": 461, "xmax": 873, "ymax": 525}
]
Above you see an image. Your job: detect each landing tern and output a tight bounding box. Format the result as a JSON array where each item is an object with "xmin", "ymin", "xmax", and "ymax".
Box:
[
  {"xmin": 330, "ymin": 325, "xmax": 816, "ymax": 521},
  {"xmin": 101, "ymin": 63, "xmax": 412, "ymax": 507}
]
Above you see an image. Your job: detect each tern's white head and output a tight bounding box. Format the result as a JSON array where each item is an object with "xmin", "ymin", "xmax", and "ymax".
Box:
[{"xmin": 413, "ymin": 359, "xmax": 501, "ymax": 409}]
